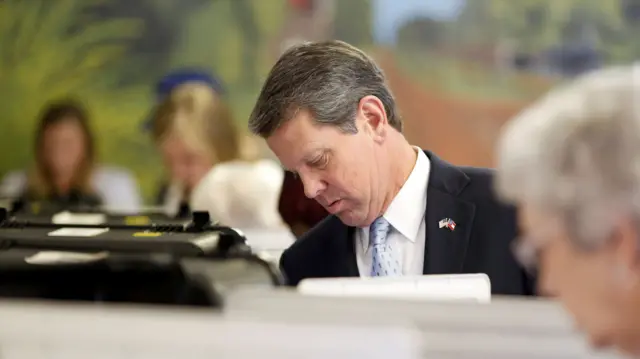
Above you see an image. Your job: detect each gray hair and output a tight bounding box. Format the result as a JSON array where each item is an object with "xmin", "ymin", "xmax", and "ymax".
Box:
[
  {"xmin": 496, "ymin": 64, "xmax": 640, "ymax": 248},
  {"xmin": 248, "ymin": 40, "xmax": 401, "ymax": 137}
]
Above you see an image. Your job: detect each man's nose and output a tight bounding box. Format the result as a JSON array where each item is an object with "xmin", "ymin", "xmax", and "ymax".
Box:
[{"xmin": 300, "ymin": 173, "xmax": 326, "ymax": 199}]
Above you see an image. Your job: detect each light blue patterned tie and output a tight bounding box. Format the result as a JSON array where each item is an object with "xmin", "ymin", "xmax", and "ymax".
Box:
[{"xmin": 370, "ymin": 217, "xmax": 401, "ymax": 276}]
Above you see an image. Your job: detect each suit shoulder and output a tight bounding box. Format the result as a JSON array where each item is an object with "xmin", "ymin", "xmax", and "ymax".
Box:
[
  {"xmin": 456, "ymin": 166, "xmax": 514, "ymax": 209},
  {"xmin": 279, "ymin": 215, "xmax": 344, "ymax": 285},
  {"xmin": 283, "ymin": 215, "xmax": 340, "ymax": 258},
  {"xmin": 458, "ymin": 165, "xmax": 495, "ymax": 184},
  {"xmin": 455, "ymin": 166, "xmax": 518, "ymax": 244}
]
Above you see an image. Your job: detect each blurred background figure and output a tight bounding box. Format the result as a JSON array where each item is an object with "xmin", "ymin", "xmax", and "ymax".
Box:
[
  {"xmin": 495, "ymin": 65, "xmax": 640, "ymax": 356},
  {"xmin": 191, "ymin": 155, "xmax": 284, "ymax": 229},
  {"xmin": 149, "ymin": 69, "xmax": 284, "ymax": 228},
  {"xmin": 0, "ymin": 100, "xmax": 142, "ymax": 212},
  {"xmin": 148, "ymin": 69, "xmax": 232, "ymax": 217},
  {"xmin": 278, "ymin": 171, "xmax": 328, "ymax": 237}
]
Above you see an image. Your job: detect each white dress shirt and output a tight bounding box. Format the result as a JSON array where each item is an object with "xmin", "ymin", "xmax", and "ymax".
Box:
[{"xmin": 355, "ymin": 147, "xmax": 431, "ymax": 276}]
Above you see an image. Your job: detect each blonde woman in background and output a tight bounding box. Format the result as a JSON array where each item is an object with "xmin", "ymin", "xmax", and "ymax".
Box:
[{"xmin": 149, "ymin": 70, "xmax": 284, "ymax": 228}]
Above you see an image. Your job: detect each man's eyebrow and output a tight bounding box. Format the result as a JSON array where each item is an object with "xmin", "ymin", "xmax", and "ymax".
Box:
[{"xmin": 280, "ymin": 147, "xmax": 326, "ymax": 173}]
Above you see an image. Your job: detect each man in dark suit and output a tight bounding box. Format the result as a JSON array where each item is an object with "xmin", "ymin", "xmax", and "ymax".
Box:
[{"xmin": 248, "ymin": 40, "xmax": 534, "ymax": 296}]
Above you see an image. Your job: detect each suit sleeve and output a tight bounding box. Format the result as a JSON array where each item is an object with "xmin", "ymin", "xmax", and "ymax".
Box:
[
  {"xmin": 278, "ymin": 249, "xmax": 296, "ymax": 286},
  {"xmin": 523, "ymin": 270, "xmax": 538, "ymax": 295}
]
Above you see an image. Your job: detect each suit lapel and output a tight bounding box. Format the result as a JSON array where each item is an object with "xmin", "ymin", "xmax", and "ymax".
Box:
[
  {"xmin": 423, "ymin": 152, "xmax": 476, "ymax": 274},
  {"xmin": 341, "ymin": 226, "xmax": 360, "ymax": 277},
  {"xmin": 327, "ymin": 217, "xmax": 359, "ymax": 277}
]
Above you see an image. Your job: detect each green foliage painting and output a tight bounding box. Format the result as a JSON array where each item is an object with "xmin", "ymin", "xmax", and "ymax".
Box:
[
  {"xmin": 0, "ymin": 0, "xmax": 157, "ymax": 197},
  {"xmin": 487, "ymin": 0, "xmax": 625, "ymax": 54},
  {"xmin": 0, "ymin": 0, "xmax": 285, "ymax": 201}
]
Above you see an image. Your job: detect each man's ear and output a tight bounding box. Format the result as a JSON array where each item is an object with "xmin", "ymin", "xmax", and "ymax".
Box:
[{"xmin": 357, "ymin": 95, "xmax": 388, "ymax": 141}]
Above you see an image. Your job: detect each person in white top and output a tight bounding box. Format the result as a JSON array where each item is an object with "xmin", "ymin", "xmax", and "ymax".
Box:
[
  {"xmin": 495, "ymin": 65, "xmax": 640, "ymax": 357},
  {"xmin": 190, "ymin": 159, "xmax": 284, "ymax": 229},
  {"xmin": 247, "ymin": 40, "xmax": 532, "ymax": 296}
]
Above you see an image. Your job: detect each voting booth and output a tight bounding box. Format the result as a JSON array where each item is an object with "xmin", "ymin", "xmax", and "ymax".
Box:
[
  {"xmin": 0, "ymin": 284, "xmax": 623, "ymax": 358},
  {"xmin": 0, "ymin": 299, "xmax": 422, "ymax": 359},
  {"xmin": 0, "ymin": 209, "xmax": 283, "ymax": 308},
  {"xmin": 7, "ymin": 202, "xmax": 196, "ymax": 227},
  {"xmin": 5, "ymin": 205, "xmax": 295, "ymax": 262},
  {"xmin": 0, "ymin": 205, "xmax": 624, "ymax": 357}
]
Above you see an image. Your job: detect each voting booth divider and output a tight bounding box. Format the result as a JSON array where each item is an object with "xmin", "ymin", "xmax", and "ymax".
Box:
[
  {"xmin": 223, "ymin": 280, "xmax": 623, "ymax": 359},
  {"xmin": 0, "ymin": 299, "xmax": 422, "ymax": 359},
  {"xmin": 0, "ymin": 283, "xmax": 623, "ymax": 359}
]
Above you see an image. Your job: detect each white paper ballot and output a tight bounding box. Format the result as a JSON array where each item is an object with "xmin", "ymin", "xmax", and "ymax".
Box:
[
  {"xmin": 24, "ymin": 251, "xmax": 109, "ymax": 265},
  {"xmin": 241, "ymin": 228, "xmax": 295, "ymax": 250},
  {"xmin": 298, "ymin": 274, "xmax": 491, "ymax": 303},
  {"xmin": 52, "ymin": 211, "xmax": 107, "ymax": 225},
  {"xmin": 47, "ymin": 227, "xmax": 109, "ymax": 237}
]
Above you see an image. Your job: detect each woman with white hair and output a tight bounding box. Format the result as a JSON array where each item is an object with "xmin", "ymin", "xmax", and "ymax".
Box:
[{"xmin": 495, "ymin": 65, "xmax": 640, "ymax": 356}]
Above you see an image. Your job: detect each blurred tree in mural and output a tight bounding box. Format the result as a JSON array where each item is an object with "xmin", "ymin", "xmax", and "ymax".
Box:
[
  {"xmin": 605, "ymin": 0, "xmax": 640, "ymax": 62},
  {"xmin": 397, "ymin": 18, "xmax": 446, "ymax": 51},
  {"xmin": 487, "ymin": 0, "xmax": 626, "ymax": 61},
  {"xmin": 87, "ymin": 0, "xmax": 209, "ymax": 85},
  {"xmin": 410, "ymin": 0, "xmax": 635, "ymax": 102},
  {"xmin": 333, "ymin": 0, "xmax": 372, "ymax": 46},
  {"xmin": 0, "ymin": 0, "xmax": 155, "ymax": 184},
  {"xmin": 170, "ymin": 0, "xmax": 286, "ymax": 123},
  {"xmin": 230, "ymin": 0, "xmax": 260, "ymax": 87}
]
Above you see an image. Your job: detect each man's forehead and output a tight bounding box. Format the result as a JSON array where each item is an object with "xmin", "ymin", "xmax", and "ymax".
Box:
[
  {"xmin": 270, "ymin": 138, "xmax": 323, "ymax": 170},
  {"xmin": 268, "ymin": 112, "xmax": 329, "ymax": 148},
  {"xmin": 276, "ymin": 110, "xmax": 317, "ymax": 137}
]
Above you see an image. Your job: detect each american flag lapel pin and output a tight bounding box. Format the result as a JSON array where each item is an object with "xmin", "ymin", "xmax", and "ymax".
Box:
[{"xmin": 438, "ymin": 218, "xmax": 456, "ymax": 231}]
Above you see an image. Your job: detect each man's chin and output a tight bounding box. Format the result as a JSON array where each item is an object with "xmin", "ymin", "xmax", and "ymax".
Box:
[
  {"xmin": 618, "ymin": 338, "xmax": 640, "ymax": 358},
  {"xmin": 335, "ymin": 211, "xmax": 352, "ymax": 224},
  {"xmin": 336, "ymin": 211, "xmax": 367, "ymax": 228}
]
